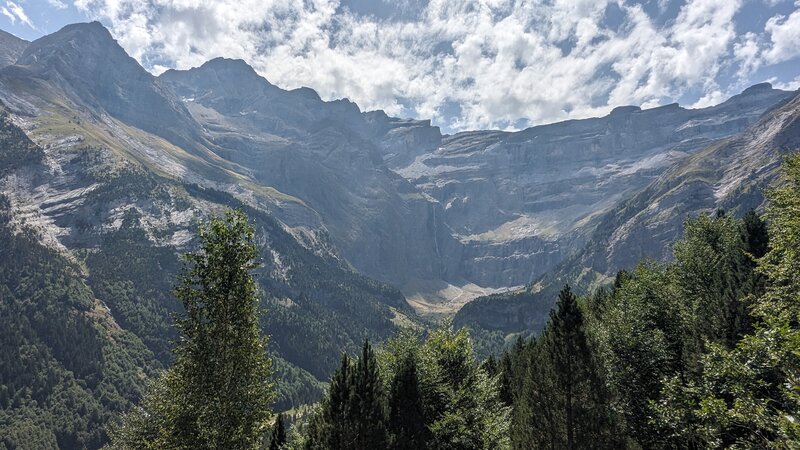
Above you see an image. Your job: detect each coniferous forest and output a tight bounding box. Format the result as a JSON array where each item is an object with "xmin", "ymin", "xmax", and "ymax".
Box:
[{"xmin": 76, "ymin": 155, "xmax": 798, "ymax": 449}]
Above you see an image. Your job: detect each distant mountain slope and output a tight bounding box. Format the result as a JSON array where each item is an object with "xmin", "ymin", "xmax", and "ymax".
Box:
[
  {"xmin": 0, "ymin": 29, "xmax": 27, "ymax": 68},
  {"xmin": 159, "ymin": 58, "xmax": 460, "ymax": 286},
  {"xmin": 456, "ymin": 89, "xmax": 800, "ymax": 337},
  {"xmin": 399, "ymin": 83, "xmax": 794, "ymax": 287},
  {"xmin": 0, "ymin": 114, "xmax": 156, "ymax": 449},
  {"xmin": 2, "ymin": 22, "xmax": 792, "ymax": 310}
]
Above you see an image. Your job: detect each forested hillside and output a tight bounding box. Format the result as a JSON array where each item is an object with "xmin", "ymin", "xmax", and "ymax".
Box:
[
  {"xmin": 0, "ymin": 193, "xmax": 157, "ymax": 449},
  {"xmin": 0, "ymin": 99, "xmax": 412, "ymax": 447}
]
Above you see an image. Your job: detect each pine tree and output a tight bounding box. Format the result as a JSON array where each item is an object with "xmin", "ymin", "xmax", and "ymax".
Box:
[
  {"xmin": 388, "ymin": 355, "xmax": 429, "ymax": 450},
  {"xmin": 550, "ymin": 286, "xmax": 583, "ymax": 448},
  {"xmin": 312, "ymin": 354, "xmax": 353, "ymax": 450},
  {"xmin": 512, "ymin": 286, "xmax": 621, "ymax": 449},
  {"xmin": 352, "ymin": 340, "xmax": 389, "ymax": 449},
  {"xmin": 730, "ymin": 209, "xmax": 769, "ymax": 337},
  {"xmin": 741, "ymin": 209, "xmax": 768, "ymax": 259},
  {"xmin": 497, "ymin": 352, "xmax": 515, "ymax": 407},
  {"xmin": 109, "ymin": 209, "xmax": 275, "ymax": 449},
  {"xmin": 305, "ymin": 341, "xmax": 388, "ymax": 450},
  {"xmin": 269, "ymin": 414, "xmax": 287, "ymax": 450}
]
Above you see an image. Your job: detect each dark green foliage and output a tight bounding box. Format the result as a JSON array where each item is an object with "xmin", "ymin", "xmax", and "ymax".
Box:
[
  {"xmin": 269, "ymin": 413, "xmax": 288, "ymax": 450},
  {"xmin": 0, "ymin": 196, "xmax": 154, "ymax": 449},
  {"xmin": 306, "ymin": 328, "xmax": 510, "ymax": 449},
  {"xmin": 509, "ymin": 287, "xmax": 622, "ymax": 450},
  {"xmin": 108, "ymin": 209, "xmax": 275, "ymax": 449},
  {"xmin": 304, "ymin": 341, "xmax": 389, "ymax": 450},
  {"xmin": 353, "ymin": 341, "xmax": 389, "ymax": 449},
  {"xmin": 388, "ymin": 355, "xmax": 429, "ymax": 450},
  {"xmin": 0, "ymin": 104, "xmax": 44, "ymax": 174}
]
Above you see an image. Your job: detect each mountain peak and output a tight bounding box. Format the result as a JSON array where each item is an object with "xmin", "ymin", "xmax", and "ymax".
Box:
[
  {"xmin": 5, "ymin": 20, "xmax": 203, "ymax": 153},
  {"xmin": 202, "ymin": 57, "xmax": 255, "ymax": 71},
  {"xmin": 610, "ymin": 105, "xmax": 641, "ymax": 115},
  {"xmin": 159, "ymin": 56, "xmax": 277, "ymax": 99},
  {"xmin": 16, "ymin": 21, "xmax": 142, "ymax": 80},
  {"xmin": 0, "ymin": 28, "xmax": 28, "ymax": 68},
  {"xmin": 741, "ymin": 82, "xmax": 774, "ymax": 95}
]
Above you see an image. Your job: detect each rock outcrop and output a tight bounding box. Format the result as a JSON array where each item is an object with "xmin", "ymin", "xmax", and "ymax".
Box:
[
  {"xmin": 397, "ymin": 84, "xmax": 793, "ymax": 287},
  {"xmin": 0, "ymin": 29, "xmax": 27, "ymax": 68}
]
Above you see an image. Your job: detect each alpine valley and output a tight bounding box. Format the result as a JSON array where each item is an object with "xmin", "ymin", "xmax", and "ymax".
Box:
[{"xmin": 1, "ymin": 22, "xmax": 799, "ymax": 448}]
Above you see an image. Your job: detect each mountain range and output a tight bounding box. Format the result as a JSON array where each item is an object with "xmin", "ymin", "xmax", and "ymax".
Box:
[{"xmin": 0, "ymin": 21, "xmax": 798, "ymax": 447}]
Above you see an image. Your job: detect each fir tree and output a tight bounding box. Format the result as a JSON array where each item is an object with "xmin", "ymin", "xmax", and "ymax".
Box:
[
  {"xmin": 311, "ymin": 354, "xmax": 353, "ymax": 450},
  {"xmin": 352, "ymin": 340, "xmax": 389, "ymax": 449},
  {"xmin": 512, "ymin": 286, "xmax": 621, "ymax": 449},
  {"xmin": 305, "ymin": 341, "xmax": 388, "ymax": 449},
  {"xmin": 388, "ymin": 355, "xmax": 429, "ymax": 450},
  {"xmin": 269, "ymin": 413, "xmax": 287, "ymax": 450}
]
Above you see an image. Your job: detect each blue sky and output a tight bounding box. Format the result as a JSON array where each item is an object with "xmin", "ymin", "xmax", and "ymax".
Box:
[{"xmin": 2, "ymin": 0, "xmax": 799, "ymax": 133}]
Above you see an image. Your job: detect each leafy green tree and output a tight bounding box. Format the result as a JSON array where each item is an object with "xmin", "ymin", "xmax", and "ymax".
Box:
[
  {"xmin": 678, "ymin": 155, "xmax": 800, "ymax": 448},
  {"xmin": 646, "ymin": 211, "xmax": 772, "ymax": 446},
  {"xmin": 422, "ymin": 327, "xmax": 510, "ymax": 450},
  {"xmin": 109, "ymin": 209, "xmax": 275, "ymax": 449}
]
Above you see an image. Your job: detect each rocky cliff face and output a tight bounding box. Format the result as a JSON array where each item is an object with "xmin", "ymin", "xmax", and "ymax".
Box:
[
  {"xmin": 397, "ymin": 84, "xmax": 794, "ymax": 287},
  {"xmin": 456, "ymin": 89, "xmax": 800, "ymax": 335},
  {"xmin": 0, "ymin": 29, "xmax": 27, "ymax": 68},
  {"xmin": 159, "ymin": 58, "xmax": 461, "ymax": 285},
  {"xmin": 0, "ymin": 21, "xmax": 795, "ymax": 317}
]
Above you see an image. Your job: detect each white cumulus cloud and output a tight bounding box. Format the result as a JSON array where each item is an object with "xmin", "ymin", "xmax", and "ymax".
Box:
[
  {"xmin": 73, "ymin": 0, "xmax": 798, "ymax": 132},
  {"xmin": 763, "ymin": 4, "xmax": 800, "ymax": 63},
  {"xmin": 2, "ymin": 1, "xmax": 34, "ymax": 28}
]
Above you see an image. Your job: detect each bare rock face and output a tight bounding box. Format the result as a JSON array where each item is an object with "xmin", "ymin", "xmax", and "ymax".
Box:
[
  {"xmin": 456, "ymin": 89, "xmax": 800, "ymax": 335},
  {"xmin": 0, "ymin": 21, "xmax": 795, "ymax": 307},
  {"xmin": 395, "ymin": 84, "xmax": 794, "ymax": 286},
  {"xmin": 159, "ymin": 58, "xmax": 461, "ymax": 284},
  {"xmin": 0, "ymin": 29, "xmax": 27, "ymax": 68}
]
